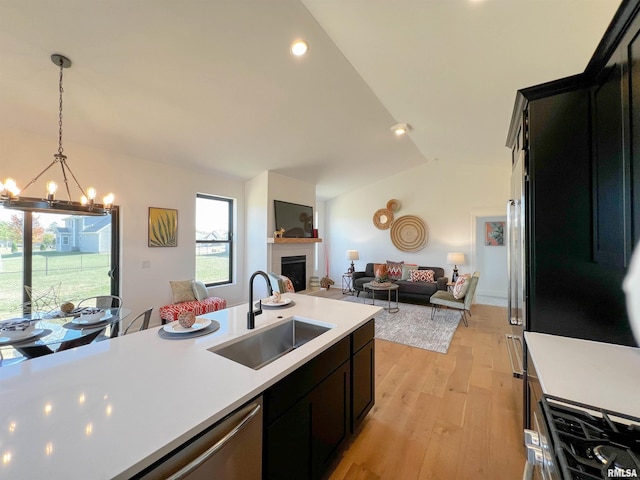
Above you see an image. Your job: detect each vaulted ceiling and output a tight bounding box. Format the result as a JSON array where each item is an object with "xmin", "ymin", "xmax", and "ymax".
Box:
[{"xmin": 0, "ymin": 0, "xmax": 621, "ymax": 200}]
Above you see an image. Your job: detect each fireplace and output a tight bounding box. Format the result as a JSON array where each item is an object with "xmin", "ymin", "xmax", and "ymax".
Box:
[{"xmin": 281, "ymin": 255, "xmax": 306, "ymax": 292}]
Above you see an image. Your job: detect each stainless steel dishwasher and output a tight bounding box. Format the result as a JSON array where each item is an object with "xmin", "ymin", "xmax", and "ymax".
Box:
[{"xmin": 136, "ymin": 396, "xmax": 263, "ymax": 480}]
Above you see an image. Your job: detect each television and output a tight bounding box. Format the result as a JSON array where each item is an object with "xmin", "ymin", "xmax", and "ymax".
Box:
[{"xmin": 274, "ymin": 200, "xmax": 313, "ymax": 238}]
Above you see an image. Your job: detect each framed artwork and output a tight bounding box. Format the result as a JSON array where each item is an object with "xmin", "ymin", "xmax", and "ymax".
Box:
[
  {"xmin": 149, "ymin": 207, "xmax": 178, "ymax": 247},
  {"xmin": 485, "ymin": 221, "xmax": 504, "ymax": 246}
]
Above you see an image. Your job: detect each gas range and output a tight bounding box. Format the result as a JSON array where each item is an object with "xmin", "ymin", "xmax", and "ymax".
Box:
[{"xmin": 527, "ymin": 395, "xmax": 640, "ymax": 479}]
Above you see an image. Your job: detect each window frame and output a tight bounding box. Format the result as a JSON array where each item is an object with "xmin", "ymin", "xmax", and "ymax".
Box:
[
  {"xmin": 195, "ymin": 193, "xmax": 233, "ymax": 287},
  {"xmin": 0, "ymin": 206, "xmax": 120, "ymax": 316}
]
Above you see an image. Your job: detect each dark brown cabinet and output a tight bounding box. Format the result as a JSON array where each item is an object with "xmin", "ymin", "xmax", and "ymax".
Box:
[
  {"xmin": 263, "ymin": 320, "xmax": 375, "ymax": 480},
  {"xmin": 351, "ymin": 320, "xmax": 374, "ymax": 430}
]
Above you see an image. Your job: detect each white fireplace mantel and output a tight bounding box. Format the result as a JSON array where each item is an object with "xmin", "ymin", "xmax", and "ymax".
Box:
[
  {"xmin": 267, "ymin": 238, "xmax": 322, "ymax": 244},
  {"xmin": 268, "ymin": 241, "xmax": 319, "ymax": 281}
]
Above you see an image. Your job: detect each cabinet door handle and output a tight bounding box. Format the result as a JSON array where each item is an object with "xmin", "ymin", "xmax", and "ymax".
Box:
[
  {"xmin": 506, "ymin": 199, "xmax": 518, "ymax": 326},
  {"xmin": 505, "ymin": 334, "xmax": 524, "ymax": 378},
  {"xmin": 166, "ymin": 403, "xmax": 262, "ymax": 480}
]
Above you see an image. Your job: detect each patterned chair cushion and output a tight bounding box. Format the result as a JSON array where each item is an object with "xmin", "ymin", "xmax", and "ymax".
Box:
[{"xmin": 159, "ymin": 296, "xmax": 227, "ymax": 323}]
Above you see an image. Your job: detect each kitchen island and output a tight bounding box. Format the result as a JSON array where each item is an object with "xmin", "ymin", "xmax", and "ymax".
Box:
[{"xmin": 0, "ymin": 293, "xmax": 381, "ymax": 479}]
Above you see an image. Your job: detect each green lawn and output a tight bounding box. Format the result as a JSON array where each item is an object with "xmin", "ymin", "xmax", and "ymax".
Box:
[
  {"xmin": 0, "ymin": 251, "xmax": 111, "ymax": 317},
  {"xmin": 1, "ymin": 250, "xmax": 231, "ymax": 318}
]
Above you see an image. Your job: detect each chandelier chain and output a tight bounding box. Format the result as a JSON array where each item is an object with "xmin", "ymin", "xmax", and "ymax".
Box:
[{"xmin": 58, "ymin": 59, "xmax": 64, "ymax": 155}]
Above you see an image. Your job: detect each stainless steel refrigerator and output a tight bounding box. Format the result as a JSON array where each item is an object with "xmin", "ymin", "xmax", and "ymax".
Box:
[{"xmin": 505, "ymin": 149, "xmax": 526, "ymax": 382}]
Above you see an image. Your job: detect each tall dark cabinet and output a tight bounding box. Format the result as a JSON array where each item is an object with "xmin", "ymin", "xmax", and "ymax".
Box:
[
  {"xmin": 507, "ymin": 0, "xmax": 640, "ymax": 348},
  {"xmin": 506, "ymin": 0, "xmax": 640, "ymax": 429}
]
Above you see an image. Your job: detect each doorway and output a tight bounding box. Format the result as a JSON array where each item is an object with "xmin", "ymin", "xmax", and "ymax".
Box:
[{"xmin": 470, "ymin": 208, "xmax": 507, "ymax": 306}]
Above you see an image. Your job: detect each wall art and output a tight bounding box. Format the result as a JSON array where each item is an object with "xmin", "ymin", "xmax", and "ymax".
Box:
[
  {"xmin": 485, "ymin": 221, "xmax": 504, "ymax": 246},
  {"xmin": 149, "ymin": 207, "xmax": 178, "ymax": 247}
]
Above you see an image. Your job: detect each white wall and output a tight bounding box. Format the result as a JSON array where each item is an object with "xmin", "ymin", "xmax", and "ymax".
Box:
[
  {"xmin": 324, "ymin": 160, "xmax": 511, "ymax": 301},
  {"xmin": 245, "ymin": 171, "xmax": 269, "ymax": 288},
  {"xmin": 4, "ymin": 126, "xmax": 510, "ymax": 324},
  {"xmin": 474, "ymin": 214, "xmax": 508, "ymax": 299},
  {"xmin": 2, "ymin": 128, "xmax": 246, "ymax": 326},
  {"xmin": 245, "ymin": 171, "xmax": 319, "ymax": 299}
]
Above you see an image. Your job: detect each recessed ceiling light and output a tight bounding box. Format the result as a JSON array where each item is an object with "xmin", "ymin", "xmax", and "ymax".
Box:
[
  {"xmin": 391, "ymin": 123, "xmax": 412, "ymax": 136},
  {"xmin": 291, "ymin": 40, "xmax": 308, "ymax": 57}
]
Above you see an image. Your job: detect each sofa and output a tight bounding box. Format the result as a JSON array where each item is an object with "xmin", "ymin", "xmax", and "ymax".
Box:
[{"xmin": 352, "ymin": 262, "xmax": 448, "ymax": 303}]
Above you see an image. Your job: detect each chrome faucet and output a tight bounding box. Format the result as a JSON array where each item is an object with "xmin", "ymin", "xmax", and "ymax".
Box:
[{"xmin": 247, "ymin": 270, "xmax": 273, "ymax": 329}]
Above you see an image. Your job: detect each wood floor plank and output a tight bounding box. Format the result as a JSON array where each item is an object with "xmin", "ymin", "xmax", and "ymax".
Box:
[{"xmin": 315, "ymin": 289, "xmax": 526, "ymax": 479}]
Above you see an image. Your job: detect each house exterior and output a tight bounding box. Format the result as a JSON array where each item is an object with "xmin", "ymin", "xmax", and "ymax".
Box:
[{"xmin": 56, "ymin": 215, "xmax": 111, "ymax": 253}]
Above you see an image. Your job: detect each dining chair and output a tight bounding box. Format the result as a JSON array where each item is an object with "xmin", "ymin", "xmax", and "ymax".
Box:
[
  {"xmin": 123, "ymin": 308, "xmax": 153, "ymax": 335},
  {"xmin": 77, "ymin": 295, "xmax": 123, "ymax": 337}
]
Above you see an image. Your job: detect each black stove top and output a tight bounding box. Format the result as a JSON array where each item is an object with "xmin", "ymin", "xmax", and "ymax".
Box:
[{"xmin": 542, "ymin": 396, "xmax": 640, "ymax": 479}]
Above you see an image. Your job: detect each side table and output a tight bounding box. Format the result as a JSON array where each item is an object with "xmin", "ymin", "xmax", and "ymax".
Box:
[{"xmin": 342, "ymin": 273, "xmax": 354, "ymax": 295}]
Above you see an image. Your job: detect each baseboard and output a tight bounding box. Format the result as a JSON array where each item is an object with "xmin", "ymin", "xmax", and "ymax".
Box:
[{"xmin": 476, "ymin": 288, "xmax": 506, "ymax": 299}]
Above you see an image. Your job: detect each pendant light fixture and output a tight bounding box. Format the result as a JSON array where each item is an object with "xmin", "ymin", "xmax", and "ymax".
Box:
[{"xmin": 0, "ymin": 54, "xmax": 115, "ymax": 215}]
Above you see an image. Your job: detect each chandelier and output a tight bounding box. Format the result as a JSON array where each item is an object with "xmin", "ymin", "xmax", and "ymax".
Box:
[{"xmin": 0, "ymin": 54, "xmax": 114, "ymax": 216}]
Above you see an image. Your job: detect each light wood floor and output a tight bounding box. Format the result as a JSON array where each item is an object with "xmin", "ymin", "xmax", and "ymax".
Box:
[{"xmin": 315, "ymin": 288, "xmax": 526, "ymax": 479}]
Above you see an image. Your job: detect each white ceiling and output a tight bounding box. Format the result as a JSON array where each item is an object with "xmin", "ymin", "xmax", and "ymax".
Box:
[{"xmin": 0, "ymin": 0, "xmax": 621, "ymax": 200}]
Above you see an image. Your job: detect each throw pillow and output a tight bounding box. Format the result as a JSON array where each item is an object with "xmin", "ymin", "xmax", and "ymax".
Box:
[
  {"xmin": 452, "ymin": 275, "xmax": 471, "ymax": 299},
  {"xmin": 170, "ymin": 280, "xmax": 196, "ymax": 303},
  {"xmin": 373, "ymin": 263, "xmax": 388, "ymax": 279},
  {"xmin": 409, "ymin": 269, "xmax": 435, "ymax": 283},
  {"xmin": 279, "ymin": 275, "xmax": 296, "ymax": 293},
  {"xmin": 192, "ymin": 280, "xmax": 209, "ymax": 301},
  {"xmin": 386, "ymin": 260, "xmax": 404, "ymax": 280},
  {"xmin": 401, "ymin": 264, "xmax": 418, "ymax": 280}
]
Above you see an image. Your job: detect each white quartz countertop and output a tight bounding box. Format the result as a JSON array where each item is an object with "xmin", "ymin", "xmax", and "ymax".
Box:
[
  {"xmin": 525, "ymin": 331, "xmax": 640, "ymax": 417},
  {"xmin": 0, "ymin": 293, "xmax": 382, "ymax": 479}
]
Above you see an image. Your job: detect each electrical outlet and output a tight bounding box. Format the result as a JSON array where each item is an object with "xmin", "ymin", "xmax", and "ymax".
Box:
[{"xmin": 141, "ymin": 260, "xmax": 151, "ymax": 269}]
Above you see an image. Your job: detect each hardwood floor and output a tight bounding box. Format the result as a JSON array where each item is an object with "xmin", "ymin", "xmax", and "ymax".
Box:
[{"xmin": 314, "ymin": 287, "xmax": 526, "ymax": 479}]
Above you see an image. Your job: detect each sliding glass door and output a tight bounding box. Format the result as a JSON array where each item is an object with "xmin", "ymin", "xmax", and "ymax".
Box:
[{"xmin": 0, "ymin": 207, "xmax": 119, "ymax": 318}]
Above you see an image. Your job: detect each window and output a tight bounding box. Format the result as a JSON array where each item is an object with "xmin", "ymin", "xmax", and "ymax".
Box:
[
  {"xmin": 196, "ymin": 194, "xmax": 233, "ymax": 286},
  {"xmin": 0, "ymin": 208, "xmax": 120, "ymax": 318}
]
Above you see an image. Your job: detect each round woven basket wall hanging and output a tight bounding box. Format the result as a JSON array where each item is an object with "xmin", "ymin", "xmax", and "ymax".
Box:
[
  {"xmin": 386, "ymin": 199, "xmax": 401, "ymax": 212},
  {"xmin": 390, "ymin": 215, "xmax": 427, "ymax": 252},
  {"xmin": 373, "ymin": 208, "xmax": 394, "ymax": 230}
]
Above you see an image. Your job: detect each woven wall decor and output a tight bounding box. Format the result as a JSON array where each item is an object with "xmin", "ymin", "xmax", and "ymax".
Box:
[
  {"xmin": 390, "ymin": 215, "xmax": 427, "ymax": 252},
  {"xmin": 373, "ymin": 208, "xmax": 394, "ymax": 230},
  {"xmin": 386, "ymin": 199, "xmax": 401, "ymax": 212}
]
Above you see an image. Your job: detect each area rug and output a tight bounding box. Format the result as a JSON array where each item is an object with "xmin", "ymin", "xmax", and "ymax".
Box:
[{"xmin": 341, "ymin": 295, "xmax": 460, "ymax": 354}]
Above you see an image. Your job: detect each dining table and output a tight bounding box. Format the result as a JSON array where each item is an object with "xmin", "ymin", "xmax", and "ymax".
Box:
[{"xmin": 0, "ymin": 307, "xmax": 131, "ymax": 359}]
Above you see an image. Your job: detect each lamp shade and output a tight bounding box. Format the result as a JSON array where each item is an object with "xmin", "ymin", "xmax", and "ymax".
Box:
[
  {"xmin": 346, "ymin": 250, "xmax": 360, "ymax": 261},
  {"xmin": 447, "ymin": 252, "xmax": 465, "ymax": 265}
]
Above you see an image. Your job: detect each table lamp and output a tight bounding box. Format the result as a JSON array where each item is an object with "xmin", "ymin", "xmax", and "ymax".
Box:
[
  {"xmin": 446, "ymin": 252, "xmax": 465, "ymax": 282},
  {"xmin": 346, "ymin": 250, "xmax": 359, "ymax": 274}
]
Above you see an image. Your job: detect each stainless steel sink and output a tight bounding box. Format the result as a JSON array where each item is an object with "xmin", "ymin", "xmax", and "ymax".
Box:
[{"xmin": 208, "ymin": 317, "xmax": 333, "ymax": 370}]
